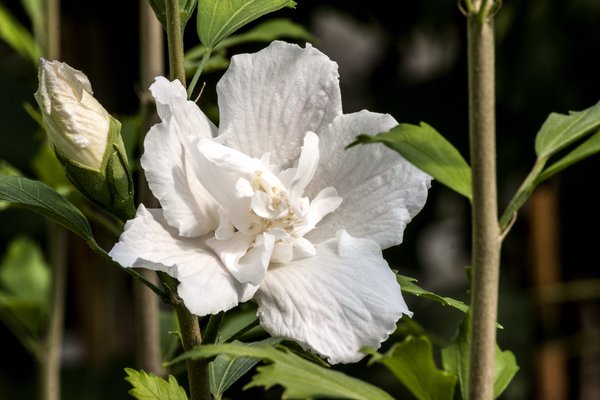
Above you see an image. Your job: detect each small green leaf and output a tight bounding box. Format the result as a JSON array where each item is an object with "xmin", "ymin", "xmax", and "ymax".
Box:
[
  {"xmin": 0, "ymin": 3, "xmax": 41, "ymax": 65},
  {"xmin": 124, "ymin": 368, "xmax": 188, "ymax": 400},
  {"xmin": 397, "ymin": 274, "xmax": 469, "ymax": 314},
  {"xmin": 0, "ymin": 176, "xmax": 105, "ymax": 255},
  {"xmin": 367, "ymin": 336, "xmax": 456, "ymax": 400},
  {"xmin": 349, "ymin": 123, "xmax": 472, "ymax": 200},
  {"xmin": 535, "ymin": 101, "xmax": 600, "ymax": 159},
  {"xmin": 169, "ymin": 343, "xmax": 394, "ymax": 400},
  {"xmin": 537, "ymin": 128, "xmax": 600, "ymax": 182},
  {"xmin": 197, "ymin": 0, "xmax": 296, "ymax": 48},
  {"xmin": 441, "ymin": 316, "xmax": 519, "ymax": 400}
]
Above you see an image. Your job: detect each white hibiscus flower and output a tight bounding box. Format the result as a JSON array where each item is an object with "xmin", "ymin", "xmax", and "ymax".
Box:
[{"xmin": 109, "ymin": 41, "xmax": 431, "ymax": 364}]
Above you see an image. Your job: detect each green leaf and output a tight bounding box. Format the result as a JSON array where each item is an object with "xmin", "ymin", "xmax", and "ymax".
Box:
[
  {"xmin": 0, "ymin": 3, "xmax": 41, "ymax": 65},
  {"xmin": 535, "ymin": 101, "xmax": 600, "ymax": 159},
  {"xmin": 397, "ymin": 275, "xmax": 469, "ymax": 314},
  {"xmin": 197, "ymin": 0, "xmax": 296, "ymax": 48},
  {"xmin": 216, "ymin": 18, "xmax": 312, "ymax": 49},
  {"xmin": 349, "ymin": 123, "xmax": 472, "ymax": 200},
  {"xmin": 169, "ymin": 343, "xmax": 394, "ymax": 400},
  {"xmin": 538, "ymin": 128, "xmax": 600, "ymax": 182},
  {"xmin": 367, "ymin": 336, "xmax": 456, "ymax": 400},
  {"xmin": 209, "ymin": 338, "xmax": 280, "ymax": 399},
  {"xmin": 441, "ymin": 316, "xmax": 519, "ymax": 400},
  {"xmin": 146, "ymin": 0, "xmax": 198, "ymax": 30},
  {"xmin": 124, "ymin": 368, "xmax": 188, "ymax": 400},
  {"xmin": 32, "ymin": 143, "xmax": 72, "ymax": 194},
  {"xmin": 0, "ymin": 236, "xmax": 49, "ymax": 303},
  {"xmin": 0, "ymin": 176, "xmax": 105, "ymax": 255}
]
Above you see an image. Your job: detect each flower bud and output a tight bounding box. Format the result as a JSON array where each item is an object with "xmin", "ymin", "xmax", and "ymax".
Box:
[{"xmin": 34, "ymin": 59, "xmax": 135, "ymax": 220}]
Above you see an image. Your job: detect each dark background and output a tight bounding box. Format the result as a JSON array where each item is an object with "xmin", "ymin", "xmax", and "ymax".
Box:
[{"xmin": 1, "ymin": 0, "xmax": 599, "ymax": 398}]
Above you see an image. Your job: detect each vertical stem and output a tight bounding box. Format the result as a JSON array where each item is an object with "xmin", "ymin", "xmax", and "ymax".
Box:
[
  {"xmin": 39, "ymin": 2, "xmax": 63, "ymax": 399},
  {"xmin": 165, "ymin": 0, "xmax": 186, "ymax": 85},
  {"xmin": 174, "ymin": 303, "xmax": 211, "ymax": 399},
  {"xmin": 467, "ymin": 2, "xmax": 501, "ymax": 400},
  {"xmin": 131, "ymin": 0, "xmax": 166, "ymax": 376},
  {"xmin": 162, "ymin": 3, "xmax": 209, "ymax": 399},
  {"xmin": 39, "ymin": 224, "xmax": 67, "ymax": 400},
  {"xmin": 44, "ymin": 0, "xmax": 60, "ymax": 59}
]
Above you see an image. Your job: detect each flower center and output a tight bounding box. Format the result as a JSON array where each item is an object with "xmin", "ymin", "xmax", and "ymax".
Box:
[{"xmin": 198, "ymin": 132, "xmax": 342, "ymax": 285}]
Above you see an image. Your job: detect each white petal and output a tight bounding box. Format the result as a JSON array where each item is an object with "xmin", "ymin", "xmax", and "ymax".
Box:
[
  {"xmin": 306, "ymin": 111, "xmax": 431, "ymax": 249},
  {"xmin": 294, "ymin": 186, "xmax": 342, "ymax": 237},
  {"xmin": 206, "ymin": 232, "xmax": 274, "ymax": 285},
  {"xmin": 109, "ymin": 205, "xmax": 254, "ymax": 314},
  {"xmin": 195, "ymin": 138, "xmax": 273, "ymax": 207},
  {"xmin": 288, "ymin": 131, "xmax": 320, "ymax": 203},
  {"xmin": 255, "ymin": 230, "xmax": 409, "ymax": 364},
  {"xmin": 217, "ymin": 41, "xmax": 342, "ymax": 169},
  {"xmin": 142, "ymin": 77, "xmax": 219, "ymax": 237}
]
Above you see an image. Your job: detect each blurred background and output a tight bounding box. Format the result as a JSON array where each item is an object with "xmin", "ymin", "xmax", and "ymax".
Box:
[{"xmin": 1, "ymin": 0, "xmax": 599, "ymax": 398}]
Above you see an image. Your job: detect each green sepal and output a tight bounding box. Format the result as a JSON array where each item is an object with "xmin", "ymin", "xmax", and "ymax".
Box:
[{"xmin": 54, "ymin": 116, "xmax": 135, "ymax": 221}]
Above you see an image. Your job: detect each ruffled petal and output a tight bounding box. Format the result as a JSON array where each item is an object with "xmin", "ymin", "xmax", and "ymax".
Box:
[
  {"xmin": 217, "ymin": 41, "xmax": 342, "ymax": 169},
  {"xmin": 109, "ymin": 205, "xmax": 254, "ymax": 315},
  {"xmin": 254, "ymin": 230, "xmax": 410, "ymax": 364},
  {"xmin": 141, "ymin": 77, "xmax": 219, "ymax": 237},
  {"xmin": 306, "ymin": 110, "xmax": 431, "ymax": 249}
]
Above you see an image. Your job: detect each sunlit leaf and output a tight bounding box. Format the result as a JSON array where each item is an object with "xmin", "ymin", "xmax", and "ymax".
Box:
[
  {"xmin": 366, "ymin": 335, "xmax": 456, "ymax": 400},
  {"xmin": 441, "ymin": 316, "xmax": 519, "ymax": 400},
  {"xmin": 0, "ymin": 176, "xmax": 105, "ymax": 255},
  {"xmin": 349, "ymin": 123, "xmax": 472, "ymax": 200},
  {"xmin": 124, "ymin": 368, "xmax": 188, "ymax": 400},
  {"xmin": 538, "ymin": 128, "xmax": 600, "ymax": 182},
  {"xmin": 397, "ymin": 274, "xmax": 469, "ymax": 314},
  {"xmin": 169, "ymin": 343, "xmax": 394, "ymax": 400},
  {"xmin": 0, "ymin": 3, "xmax": 41, "ymax": 65},
  {"xmin": 535, "ymin": 101, "xmax": 600, "ymax": 159},
  {"xmin": 216, "ymin": 18, "xmax": 312, "ymax": 49},
  {"xmin": 197, "ymin": 0, "xmax": 296, "ymax": 48}
]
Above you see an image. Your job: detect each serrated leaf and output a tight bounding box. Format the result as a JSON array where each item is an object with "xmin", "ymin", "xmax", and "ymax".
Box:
[
  {"xmin": 124, "ymin": 368, "xmax": 188, "ymax": 400},
  {"xmin": 197, "ymin": 0, "xmax": 296, "ymax": 48},
  {"xmin": 349, "ymin": 123, "xmax": 472, "ymax": 200},
  {"xmin": 441, "ymin": 316, "xmax": 519, "ymax": 400},
  {"xmin": 535, "ymin": 101, "xmax": 600, "ymax": 159},
  {"xmin": 0, "ymin": 3, "xmax": 41, "ymax": 65},
  {"xmin": 397, "ymin": 274, "xmax": 469, "ymax": 314},
  {"xmin": 0, "ymin": 176, "xmax": 105, "ymax": 255},
  {"xmin": 537, "ymin": 128, "xmax": 600, "ymax": 182},
  {"xmin": 367, "ymin": 336, "xmax": 456, "ymax": 400},
  {"xmin": 169, "ymin": 343, "xmax": 394, "ymax": 400}
]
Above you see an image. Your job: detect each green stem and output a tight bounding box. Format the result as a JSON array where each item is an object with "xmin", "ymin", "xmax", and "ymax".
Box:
[
  {"xmin": 163, "ymin": 3, "xmax": 210, "ymax": 399},
  {"xmin": 44, "ymin": 0, "xmax": 60, "ymax": 59},
  {"xmin": 165, "ymin": 0, "xmax": 186, "ymax": 84},
  {"xmin": 466, "ymin": 2, "xmax": 501, "ymax": 400},
  {"xmin": 187, "ymin": 47, "xmax": 212, "ymax": 99},
  {"xmin": 39, "ymin": 1, "xmax": 62, "ymax": 398},
  {"xmin": 203, "ymin": 312, "xmax": 225, "ymax": 344},
  {"xmin": 498, "ymin": 158, "xmax": 547, "ymax": 232},
  {"xmin": 156, "ymin": 275, "xmax": 210, "ymax": 399}
]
